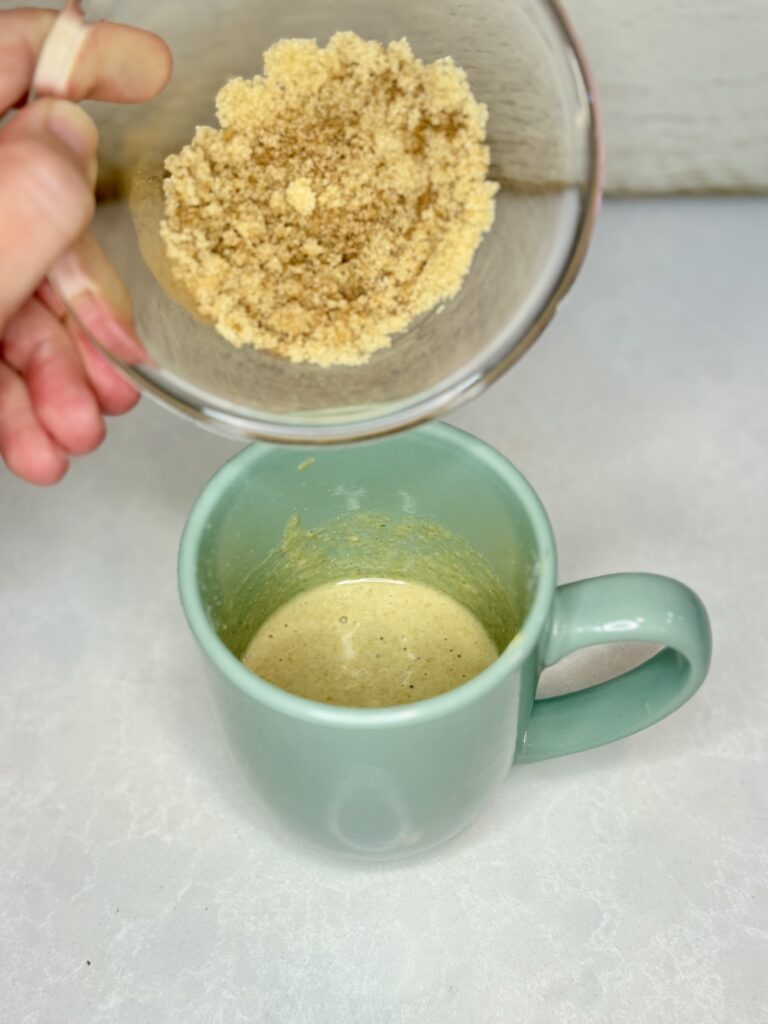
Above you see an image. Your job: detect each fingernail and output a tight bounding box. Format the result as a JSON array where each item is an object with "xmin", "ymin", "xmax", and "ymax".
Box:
[
  {"xmin": 53, "ymin": 250, "xmax": 95, "ymax": 303},
  {"xmin": 46, "ymin": 100, "xmax": 97, "ymax": 181},
  {"xmin": 67, "ymin": 291, "xmax": 148, "ymax": 366},
  {"xmin": 51, "ymin": 252, "xmax": 148, "ymax": 365}
]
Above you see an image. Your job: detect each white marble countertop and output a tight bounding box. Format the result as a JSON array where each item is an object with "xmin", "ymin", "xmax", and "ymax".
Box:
[{"xmin": 2, "ymin": 198, "xmax": 767, "ymax": 1024}]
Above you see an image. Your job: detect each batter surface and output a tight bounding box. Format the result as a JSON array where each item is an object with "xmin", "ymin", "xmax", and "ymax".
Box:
[{"xmin": 242, "ymin": 578, "xmax": 498, "ymax": 707}]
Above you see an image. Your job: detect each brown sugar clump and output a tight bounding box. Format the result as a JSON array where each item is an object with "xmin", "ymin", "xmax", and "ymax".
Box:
[{"xmin": 160, "ymin": 32, "xmax": 498, "ymax": 367}]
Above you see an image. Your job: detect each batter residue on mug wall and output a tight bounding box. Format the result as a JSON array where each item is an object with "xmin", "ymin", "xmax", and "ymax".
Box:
[{"xmin": 242, "ymin": 578, "xmax": 499, "ymax": 708}]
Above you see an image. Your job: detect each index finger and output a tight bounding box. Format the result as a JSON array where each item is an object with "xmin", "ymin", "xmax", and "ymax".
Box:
[{"xmin": 0, "ymin": 8, "xmax": 172, "ymax": 111}]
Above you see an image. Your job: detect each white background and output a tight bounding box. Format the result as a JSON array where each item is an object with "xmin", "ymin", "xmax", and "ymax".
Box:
[
  {"xmin": 2, "ymin": 199, "xmax": 767, "ymax": 1022},
  {"xmin": 2, "ymin": 3, "xmax": 767, "ymax": 1020},
  {"xmin": 7, "ymin": 0, "xmax": 768, "ymax": 192},
  {"xmin": 568, "ymin": 0, "xmax": 768, "ymax": 192}
]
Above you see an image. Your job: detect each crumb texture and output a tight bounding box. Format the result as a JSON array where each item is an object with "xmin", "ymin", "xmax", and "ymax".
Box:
[{"xmin": 160, "ymin": 32, "xmax": 497, "ymax": 366}]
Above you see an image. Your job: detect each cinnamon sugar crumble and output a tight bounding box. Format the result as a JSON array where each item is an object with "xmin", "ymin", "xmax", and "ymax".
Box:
[{"xmin": 160, "ymin": 32, "xmax": 497, "ymax": 367}]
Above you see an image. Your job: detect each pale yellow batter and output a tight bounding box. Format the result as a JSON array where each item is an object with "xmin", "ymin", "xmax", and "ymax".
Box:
[{"xmin": 242, "ymin": 578, "xmax": 499, "ymax": 708}]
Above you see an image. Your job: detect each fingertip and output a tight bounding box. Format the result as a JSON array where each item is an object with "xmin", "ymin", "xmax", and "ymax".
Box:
[
  {"xmin": 29, "ymin": 452, "xmax": 69, "ymax": 487},
  {"xmin": 50, "ymin": 394, "xmax": 105, "ymax": 455},
  {"xmin": 29, "ymin": 358, "xmax": 106, "ymax": 453},
  {"xmin": 67, "ymin": 293, "xmax": 146, "ymax": 364},
  {"xmin": 4, "ymin": 297, "xmax": 108, "ymax": 456},
  {"xmin": 3, "ymin": 426, "xmax": 69, "ymax": 486},
  {"xmin": 78, "ymin": 23, "xmax": 174, "ymax": 103},
  {"xmin": 0, "ymin": 357, "xmax": 71, "ymax": 486},
  {"xmin": 147, "ymin": 33, "xmax": 174, "ymax": 97},
  {"xmin": 105, "ymin": 385, "xmax": 140, "ymax": 417},
  {"xmin": 72, "ymin": 327, "xmax": 142, "ymax": 415},
  {"xmin": 120, "ymin": 32, "xmax": 173, "ymax": 102}
]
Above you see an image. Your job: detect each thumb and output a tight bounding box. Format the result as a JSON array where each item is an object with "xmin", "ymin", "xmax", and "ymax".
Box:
[{"xmin": 0, "ymin": 99, "xmax": 96, "ymax": 332}]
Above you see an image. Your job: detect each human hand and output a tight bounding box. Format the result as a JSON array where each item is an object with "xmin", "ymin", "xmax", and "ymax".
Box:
[{"xmin": 0, "ymin": 7, "xmax": 171, "ymax": 485}]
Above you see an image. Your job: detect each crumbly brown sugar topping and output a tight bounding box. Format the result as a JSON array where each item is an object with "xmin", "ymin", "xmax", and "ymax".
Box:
[{"xmin": 161, "ymin": 32, "xmax": 497, "ymax": 366}]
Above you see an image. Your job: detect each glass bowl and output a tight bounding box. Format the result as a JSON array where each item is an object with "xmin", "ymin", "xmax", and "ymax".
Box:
[{"xmin": 69, "ymin": 0, "xmax": 602, "ymax": 443}]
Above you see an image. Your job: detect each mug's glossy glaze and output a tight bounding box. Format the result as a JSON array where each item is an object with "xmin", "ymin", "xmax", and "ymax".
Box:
[{"xmin": 179, "ymin": 425, "xmax": 711, "ymax": 859}]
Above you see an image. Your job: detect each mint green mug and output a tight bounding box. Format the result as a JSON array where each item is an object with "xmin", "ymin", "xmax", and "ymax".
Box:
[{"xmin": 179, "ymin": 424, "xmax": 711, "ymax": 859}]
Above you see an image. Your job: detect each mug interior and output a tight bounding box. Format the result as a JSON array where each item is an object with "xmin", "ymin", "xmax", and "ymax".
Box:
[{"xmin": 186, "ymin": 425, "xmax": 556, "ymax": 698}]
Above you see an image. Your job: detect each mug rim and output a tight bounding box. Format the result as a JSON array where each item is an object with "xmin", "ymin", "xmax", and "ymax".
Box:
[{"xmin": 178, "ymin": 423, "xmax": 557, "ymax": 728}]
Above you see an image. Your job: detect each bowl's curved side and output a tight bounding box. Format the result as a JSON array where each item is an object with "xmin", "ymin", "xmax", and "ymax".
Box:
[{"xmin": 55, "ymin": 0, "xmax": 604, "ymax": 445}]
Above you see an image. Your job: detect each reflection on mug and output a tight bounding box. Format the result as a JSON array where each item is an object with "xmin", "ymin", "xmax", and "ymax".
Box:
[{"xmin": 327, "ymin": 766, "xmax": 422, "ymax": 856}]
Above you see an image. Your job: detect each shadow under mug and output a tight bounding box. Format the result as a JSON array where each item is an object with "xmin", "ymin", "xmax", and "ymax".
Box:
[{"xmin": 178, "ymin": 424, "xmax": 711, "ymax": 859}]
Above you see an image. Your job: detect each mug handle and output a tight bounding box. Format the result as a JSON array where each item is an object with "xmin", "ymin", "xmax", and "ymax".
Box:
[{"xmin": 515, "ymin": 573, "xmax": 712, "ymax": 764}]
